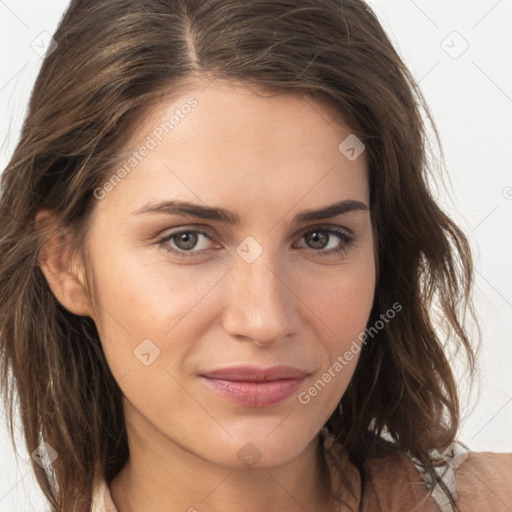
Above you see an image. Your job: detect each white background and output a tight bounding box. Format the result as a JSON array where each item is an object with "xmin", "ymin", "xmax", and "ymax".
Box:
[{"xmin": 1, "ymin": 0, "xmax": 511, "ymax": 510}]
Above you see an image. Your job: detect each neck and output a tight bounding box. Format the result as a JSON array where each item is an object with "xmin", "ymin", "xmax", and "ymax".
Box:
[{"xmin": 109, "ymin": 428, "xmax": 352, "ymax": 512}]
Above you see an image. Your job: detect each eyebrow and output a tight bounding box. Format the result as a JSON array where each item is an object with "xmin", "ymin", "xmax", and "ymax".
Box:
[{"xmin": 131, "ymin": 198, "xmax": 369, "ymax": 225}]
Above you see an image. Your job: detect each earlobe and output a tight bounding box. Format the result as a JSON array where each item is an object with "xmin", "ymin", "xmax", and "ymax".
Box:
[{"xmin": 35, "ymin": 210, "xmax": 94, "ymax": 318}]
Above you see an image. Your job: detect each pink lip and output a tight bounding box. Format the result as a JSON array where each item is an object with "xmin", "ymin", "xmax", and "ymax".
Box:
[{"xmin": 200, "ymin": 365, "xmax": 309, "ymax": 407}]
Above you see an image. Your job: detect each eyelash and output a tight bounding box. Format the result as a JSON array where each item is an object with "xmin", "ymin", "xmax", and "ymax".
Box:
[{"xmin": 156, "ymin": 226, "xmax": 355, "ymax": 259}]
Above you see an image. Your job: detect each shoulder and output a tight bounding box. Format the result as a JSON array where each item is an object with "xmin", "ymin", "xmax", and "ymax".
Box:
[
  {"xmin": 454, "ymin": 450, "xmax": 512, "ymax": 510},
  {"xmin": 365, "ymin": 447, "xmax": 512, "ymax": 511}
]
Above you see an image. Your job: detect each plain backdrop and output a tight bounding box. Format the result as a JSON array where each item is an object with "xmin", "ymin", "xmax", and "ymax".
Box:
[{"xmin": 1, "ymin": 0, "xmax": 511, "ymax": 510}]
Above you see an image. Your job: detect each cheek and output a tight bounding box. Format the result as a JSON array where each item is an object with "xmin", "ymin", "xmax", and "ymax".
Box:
[
  {"xmin": 88, "ymin": 241, "xmax": 233, "ymax": 389},
  {"xmin": 89, "ymin": 256, "xmax": 208, "ymax": 426},
  {"xmin": 303, "ymin": 254, "xmax": 376, "ymax": 334},
  {"xmin": 295, "ymin": 270, "xmax": 374, "ymax": 422},
  {"xmin": 300, "ymin": 252, "xmax": 375, "ymax": 377},
  {"xmin": 312, "ymin": 274, "xmax": 374, "ymax": 327}
]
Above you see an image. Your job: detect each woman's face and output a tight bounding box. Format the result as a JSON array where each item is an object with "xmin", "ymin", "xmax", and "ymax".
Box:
[{"xmin": 83, "ymin": 79, "xmax": 376, "ymax": 469}]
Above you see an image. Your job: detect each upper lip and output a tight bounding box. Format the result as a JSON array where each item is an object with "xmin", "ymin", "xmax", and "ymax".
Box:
[{"xmin": 201, "ymin": 365, "xmax": 309, "ymax": 382}]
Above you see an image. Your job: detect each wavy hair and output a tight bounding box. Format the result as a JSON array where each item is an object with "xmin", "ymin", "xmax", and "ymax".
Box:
[{"xmin": 0, "ymin": 0, "xmax": 478, "ymax": 510}]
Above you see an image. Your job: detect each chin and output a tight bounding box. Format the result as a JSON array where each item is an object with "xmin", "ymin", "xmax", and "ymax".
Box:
[{"xmin": 200, "ymin": 422, "xmax": 319, "ymax": 470}]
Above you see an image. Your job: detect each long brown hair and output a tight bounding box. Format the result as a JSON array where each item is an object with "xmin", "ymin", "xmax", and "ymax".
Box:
[{"xmin": 0, "ymin": 0, "xmax": 478, "ymax": 510}]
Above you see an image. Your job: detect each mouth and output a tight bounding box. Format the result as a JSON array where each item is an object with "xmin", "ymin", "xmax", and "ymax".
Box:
[{"xmin": 200, "ymin": 365, "xmax": 309, "ymax": 408}]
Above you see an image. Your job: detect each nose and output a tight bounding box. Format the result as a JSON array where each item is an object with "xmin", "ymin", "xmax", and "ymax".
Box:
[{"xmin": 221, "ymin": 249, "xmax": 301, "ymax": 347}]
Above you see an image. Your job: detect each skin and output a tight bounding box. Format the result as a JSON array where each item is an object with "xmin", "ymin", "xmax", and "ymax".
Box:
[{"xmin": 37, "ymin": 79, "xmax": 376, "ymax": 512}]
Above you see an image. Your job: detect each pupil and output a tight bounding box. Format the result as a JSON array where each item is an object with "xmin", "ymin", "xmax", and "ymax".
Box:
[
  {"xmin": 308, "ymin": 231, "xmax": 327, "ymax": 249},
  {"xmin": 176, "ymin": 232, "xmax": 197, "ymax": 250}
]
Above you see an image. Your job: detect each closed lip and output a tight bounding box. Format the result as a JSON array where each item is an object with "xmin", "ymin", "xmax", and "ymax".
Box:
[
  {"xmin": 200, "ymin": 365, "xmax": 309, "ymax": 382},
  {"xmin": 200, "ymin": 365, "xmax": 310, "ymax": 407}
]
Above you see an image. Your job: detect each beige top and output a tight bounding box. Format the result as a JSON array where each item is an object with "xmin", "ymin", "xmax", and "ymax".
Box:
[{"xmin": 91, "ymin": 432, "xmax": 512, "ymax": 511}]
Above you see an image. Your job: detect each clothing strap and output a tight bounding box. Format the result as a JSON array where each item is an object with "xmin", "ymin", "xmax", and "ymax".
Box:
[{"xmin": 409, "ymin": 441, "xmax": 470, "ymax": 512}]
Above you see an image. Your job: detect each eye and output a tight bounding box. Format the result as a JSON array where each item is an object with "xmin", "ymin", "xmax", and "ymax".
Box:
[
  {"xmin": 158, "ymin": 229, "xmax": 217, "ymax": 258},
  {"xmin": 156, "ymin": 226, "xmax": 355, "ymax": 259},
  {"xmin": 294, "ymin": 226, "xmax": 355, "ymax": 257}
]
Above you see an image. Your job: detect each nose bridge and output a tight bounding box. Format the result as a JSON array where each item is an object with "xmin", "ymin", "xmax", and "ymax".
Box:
[{"xmin": 222, "ymin": 243, "xmax": 299, "ymax": 344}]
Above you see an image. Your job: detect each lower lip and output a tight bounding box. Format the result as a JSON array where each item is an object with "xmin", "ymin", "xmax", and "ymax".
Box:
[{"xmin": 200, "ymin": 376, "xmax": 306, "ymax": 407}]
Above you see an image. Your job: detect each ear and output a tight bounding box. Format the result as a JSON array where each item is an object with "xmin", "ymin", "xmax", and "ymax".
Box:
[{"xmin": 35, "ymin": 209, "xmax": 94, "ymax": 318}]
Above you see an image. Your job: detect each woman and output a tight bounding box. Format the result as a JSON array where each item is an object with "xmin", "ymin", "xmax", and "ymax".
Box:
[{"xmin": 0, "ymin": 0, "xmax": 510, "ymax": 511}]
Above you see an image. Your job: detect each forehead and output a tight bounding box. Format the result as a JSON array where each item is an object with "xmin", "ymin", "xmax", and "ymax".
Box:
[
  {"xmin": 94, "ymin": 79, "xmax": 369, "ymax": 222},
  {"xmin": 142, "ymin": 79, "xmax": 359, "ymax": 155}
]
